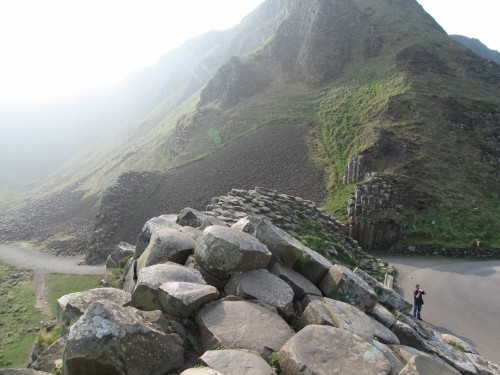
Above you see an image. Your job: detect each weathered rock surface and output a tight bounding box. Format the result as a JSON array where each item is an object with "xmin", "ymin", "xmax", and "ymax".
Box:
[
  {"xmin": 354, "ymin": 267, "xmax": 412, "ymax": 313},
  {"xmin": 57, "ymin": 287, "xmax": 131, "ymax": 335},
  {"xmin": 63, "ymin": 300, "xmax": 184, "ymax": 375},
  {"xmin": 195, "ymin": 298, "xmax": 295, "ymax": 358},
  {"xmin": 135, "ymin": 214, "xmax": 181, "ymax": 257},
  {"xmin": 372, "ymin": 341, "xmax": 405, "ymax": 375},
  {"xmin": 158, "ymin": 281, "xmax": 219, "ymax": 318},
  {"xmin": 30, "ymin": 336, "xmax": 67, "ymax": 374},
  {"xmin": 177, "ymin": 208, "xmax": 209, "ymax": 228},
  {"xmin": 278, "ymin": 325, "xmax": 391, "ymax": 375},
  {"xmin": 224, "ymin": 269, "xmax": 295, "ymax": 320},
  {"xmin": 199, "ymin": 349, "xmax": 276, "ymax": 375},
  {"xmin": 194, "ymin": 226, "xmax": 271, "ymax": 280},
  {"xmin": 399, "ymin": 354, "xmax": 461, "ymax": 375},
  {"xmin": 136, "ymin": 228, "xmax": 195, "ymax": 270},
  {"xmin": 370, "ymin": 303, "xmax": 397, "ymax": 328},
  {"xmin": 105, "ymin": 242, "xmax": 135, "ymax": 269},
  {"xmin": 319, "ymin": 264, "xmax": 378, "ymax": 313},
  {"xmin": 131, "ymin": 263, "xmax": 205, "ymax": 311},
  {"xmin": 271, "ymin": 262, "xmax": 322, "ymax": 300}
]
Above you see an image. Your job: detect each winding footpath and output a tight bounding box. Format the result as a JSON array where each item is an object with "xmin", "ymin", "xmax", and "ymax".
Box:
[
  {"xmin": 383, "ymin": 256, "xmax": 500, "ymax": 365},
  {"xmin": 0, "ymin": 242, "xmax": 105, "ymax": 309}
]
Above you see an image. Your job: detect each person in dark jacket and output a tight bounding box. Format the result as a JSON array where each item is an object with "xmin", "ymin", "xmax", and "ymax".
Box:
[{"xmin": 413, "ymin": 284, "xmax": 426, "ymax": 320}]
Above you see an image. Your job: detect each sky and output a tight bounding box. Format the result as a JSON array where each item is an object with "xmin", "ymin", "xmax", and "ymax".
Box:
[{"xmin": 0, "ymin": 0, "xmax": 498, "ymax": 104}]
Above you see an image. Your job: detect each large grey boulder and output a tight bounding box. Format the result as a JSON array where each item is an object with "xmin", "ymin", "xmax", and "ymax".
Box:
[
  {"xmin": 131, "ymin": 263, "xmax": 206, "ymax": 311},
  {"xmin": 271, "ymin": 262, "xmax": 322, "ymax": 300},
  {"xmin": 322, "ymin": 298, "xmax": 376, "ymax": 343},
  {"xmin": 278, "ymin": 325, "xmax": 391, "ymax": 375},
  {"xmin": 296, "ymin": 298, "xmax": 398, "ymax": 345},
  {"xmin": 177, "ymin": 208, "xmax": 208, "ymax": 228},
  {"xmin": 292, "ymin": 246, "xmax": 333, "ymax": 285},
  {"xmin": 370, "ymin": 303, "xmax": 397, "ymax": 328},
  {"xmin": 57, "ymin": 288, "xmax": 131, "ymax": 335},
  {"xmin": 231, "ymin": 216, "xmax": 261, "ymax": 234},
  {"xmin": 466, "ymin": 353, "xmax": 500, "ymax": 375},
  {"xmin": 184, "ymin": 255, "xmax": 227, "ymax": 290},
  {"xmin": 224, "ymin": 269, "xmax": 294, "ymax": 320},
  {"xmin": 372, "ymin": 341, "xmax": 405, "ymax": 375},
  {"xmin": 63, "ymin": 300, "xmax": 184, "ymax": 375},
  {"xmin": 31, "ymin": 336, "xmax": 67, "ymax": 374},
  {"xmin": 399, "ymin": 354, "xmax": 461, "ymax": 375},
  {"xmin": 199, "ymin": 349, "xmax": 276, "ymax": 375},
  {"xmin": 253, "ymin": 218, "xmax": 306, "ymax": 267},
  {"xmin": 319, "ymin": 264, "xmax": 378, "ymax": 313},
  {"xmin": 296, "ymin": 299, "xmax": 335, "ymax": 330},
  {"xmin": 391, "ymin": 321, "xmax": 428, "ymax": 351},
  {"xmin": 136, "ymin": 228, "xmax": 195, "ymax": 270},
  {"xmin": 200, "ymin": 215, "xmax": 228, "ymax": 230},
  {"xmin": 136, "ymin": 214, "xmax": 181, "ymax": 257},
  {"xmin": 194, "ymin": 226, "xmax": 271, "ymax": 280},
  {"xmin": 105, "ymin": 242, "xmax": 135, "ymax": 270},
  {"xmin": 354, "ymin": 267, "xmax": 412, "ymax": 313},
  {"xmin": 425, "ymin": 339, "xmax": 478, "ymax": 375},
  {"xmin": 195, "ymin": 298, "xmax": 295, "ymax": 358},
  {"xmin": 253, "ymin": 219, "xmax": 333, "ymax": 284},
  {"xmin": 158, "ymin": 281, "xmax": 219, "ymax": 318}
]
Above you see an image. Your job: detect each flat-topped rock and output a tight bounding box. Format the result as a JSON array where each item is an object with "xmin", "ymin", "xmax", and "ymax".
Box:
[
  {"xmin": 199, "ymin": 349, "xmax": 276, "ymax": 375},
  {"xmin": 136, "ymin": 214, "xmax": 182, "ymax": 257},
  {"xmin": 195, "ymin": 298, "xmax": 295, "ymax": 358},
  {"xmin": 194, "ymin": 226, "xmax": 271, "ymax": 280},
  {"xmin": 57, "ymin": 288, "xmax": 131, "ymax": 335},
  {"xmin": 271, "ymin": 263, "xmax": 322, "ymax": 299},
  {"xmin": 131, "ymin": 263, "xmax": 206, "ymax": 311},
  {"xmin": 224, "ymin": 269, "xmax": 294, "ymax": 320},
  {"xmin": 136, "ymin": 228, "xmax": 195, "ymax": 270},
  {"xmin": 319, "ymin": 264, "xmax": 378, "ymax": 313},
  {"xmin": 63, "ymin": 300, "xmax": 184, "ymax": 375},
  {"xmin": 158, "ymin": 282, "xmax": 219, "ymax": 318},
  {"xmin": 278, "ymin": 325, "xmax": 391, "ymax": 375},
  {"xmin": 399, "ymin": 354, "xmax": 461, "ymax": 375}
]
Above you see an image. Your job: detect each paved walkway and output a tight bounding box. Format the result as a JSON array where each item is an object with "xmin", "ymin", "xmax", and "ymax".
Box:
[
  {"xmin": 0, "ymin": 242, "xmax": 105, "ymax": 309},
  {"xmin": 382, "ymin": 256, "xmax": 500, "ymax": 365}
]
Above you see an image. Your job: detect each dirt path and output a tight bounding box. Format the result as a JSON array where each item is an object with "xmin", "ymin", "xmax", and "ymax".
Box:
[
  {"xmin": 382, "ymin": 256, "xmax": 500, "ymax": 365},
  {"xmin": 0, "ymin": 242, "xmax": 105, "ymax": 310}
]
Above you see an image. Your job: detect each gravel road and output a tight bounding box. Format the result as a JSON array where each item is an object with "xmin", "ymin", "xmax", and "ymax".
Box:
[
  {"xmin": 0, "ymin": 242, "xmax": 105, "ymax": 308},
  {"xmin": 383, "ymin": 256, "xmax": 500, "ymax": 365}
]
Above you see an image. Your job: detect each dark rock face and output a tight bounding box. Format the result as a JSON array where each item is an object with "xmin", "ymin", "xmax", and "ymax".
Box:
[
  {"xmin": 86, "ymin": 172, "xmax": 157, "ymax": 264},
  {"xmin": 269, "ymin": 0, "xmax": 361, "ymax": 83},
  {"xmin": 199, "ymin": 57, "xmax": 270, "ymax": 108}
]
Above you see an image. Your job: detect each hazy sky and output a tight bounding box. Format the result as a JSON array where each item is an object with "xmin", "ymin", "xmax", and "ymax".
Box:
[{"xmin": 0, "ymin": 0, "xmax": 498, "ymax": 104}]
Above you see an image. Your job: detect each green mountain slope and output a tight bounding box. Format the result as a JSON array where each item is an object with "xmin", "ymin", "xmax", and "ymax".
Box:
[{"xmin": 1, "ymin": 0, "xmax": 498, "ymax": 259}]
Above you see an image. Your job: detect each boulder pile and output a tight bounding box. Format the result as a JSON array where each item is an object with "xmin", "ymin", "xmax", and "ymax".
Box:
[{"xmin": 9, "ymin": 188, "xmax": 500, "ymax": 374}]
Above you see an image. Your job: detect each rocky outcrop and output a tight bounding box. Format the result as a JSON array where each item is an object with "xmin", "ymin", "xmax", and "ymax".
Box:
[
  {"xmin": 63, "ymin": 300, "xmax": 184, "ymax": 375},
  {"xmin": 17, "ymin": 188, "xmax": 498, "ymax": 375},
  {"xmin": 86, "ymin": 172, "xmax": 156, "ymax": 264},
  {"xmin": 196, "ymin": 297, "xmax": 295, "ymax": 358},
  {"xmin": 198, "ymin": 57, "xmax": 270, "ymax": 108},
  {"xmin": 57, "ymin": 288, "xmax": 132, "ymax": 335},
  {"xmin": 198, "ymin": 349, "xmax": 276, "ymax": 375},
  {"xmin": 278, "ymin": 325, "xmax": 391, "ymax": 375}
]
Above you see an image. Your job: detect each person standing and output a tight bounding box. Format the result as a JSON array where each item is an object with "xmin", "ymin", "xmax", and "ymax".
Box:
[{"xmin": 413, "ymin": 284, "xmax": 426, "ymax": 320}]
